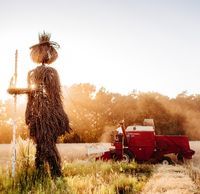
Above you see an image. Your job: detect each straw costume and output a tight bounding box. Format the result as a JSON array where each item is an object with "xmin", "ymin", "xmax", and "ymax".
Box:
[{"xmin": 8, "ymin": 32, "xmax": 71, "ymax": 178}]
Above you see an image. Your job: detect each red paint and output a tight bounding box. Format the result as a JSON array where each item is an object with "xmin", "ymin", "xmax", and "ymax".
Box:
[{"xmin": 98, "ymin": 127, "xmax": 195, "ymax": 162}]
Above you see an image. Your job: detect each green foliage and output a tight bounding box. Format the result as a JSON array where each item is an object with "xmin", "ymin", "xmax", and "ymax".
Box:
[
  {"xmin": 0, "ymin": 160, "xmax": 152, "ymax": 194},
  {"xmin": 63, "ymin": 85, "xmax": 200, "ymax": 141},
  {"xmin": 0, "ymin": 138, "xmax": 152, "ymax": 193},
  {"xmin": 1, "ymin": 84, "xmax": 200, "ymax": 143},
  {"xmin": 0, "ymin": 168, "xmax": 71, "ymax": 194}
]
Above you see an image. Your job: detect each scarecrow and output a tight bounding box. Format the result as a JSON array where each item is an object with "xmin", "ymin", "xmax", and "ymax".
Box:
[{"xmin": 8, "ymin": 32, "xmax": 71, "ymax": 178}]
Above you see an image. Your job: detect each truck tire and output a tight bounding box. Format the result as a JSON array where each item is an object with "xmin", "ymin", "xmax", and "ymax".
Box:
[
  {"xmin": 177, "ymin": 153, "xmax": 184, "ymax": 163},
  {"xmin": 160, "ymin": 156, "xmax": 173, "ymax": 165},
  {"xmin": 122, "ymin": 149, "xmax": 134, "ymax": 163}
]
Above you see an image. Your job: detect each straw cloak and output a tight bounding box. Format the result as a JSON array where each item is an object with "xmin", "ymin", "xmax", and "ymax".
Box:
[
  {"xmin": 25, "ymin": 64, "xmax": 70, "ymax": 177},
  {"xmin": 25, "ymin": 65, "xmax": 70, "ymax": 143}
]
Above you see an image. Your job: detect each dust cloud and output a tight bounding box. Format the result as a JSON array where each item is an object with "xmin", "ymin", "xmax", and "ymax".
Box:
[{"xmin": 99, "ymin": 126, "xmax": 116, "ymax": 143}]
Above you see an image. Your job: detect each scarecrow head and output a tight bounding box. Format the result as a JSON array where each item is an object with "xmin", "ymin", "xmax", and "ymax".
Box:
[{"xmin": 30, "ymin": 32, "xmax": 60, "ymax": 65}]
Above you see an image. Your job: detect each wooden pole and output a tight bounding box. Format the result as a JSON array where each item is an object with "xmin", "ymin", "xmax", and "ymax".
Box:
[{"xmin": 11, "ymin": 50, "xmax": 18, "ymax": 177}]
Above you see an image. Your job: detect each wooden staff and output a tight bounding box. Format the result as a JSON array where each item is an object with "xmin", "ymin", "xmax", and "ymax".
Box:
[
  {"xmin": 8, "ymin": 51, "xmax": 34, "ymax": 178},
  {"xmin": 10, "ymin": 50, "xmax": 18, "ymax": 177}
]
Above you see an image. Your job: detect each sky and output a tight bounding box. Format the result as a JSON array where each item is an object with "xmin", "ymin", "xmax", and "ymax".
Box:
[{"xmin": 0, "ymin": 0, "xmax": 200, "ymax": 99}]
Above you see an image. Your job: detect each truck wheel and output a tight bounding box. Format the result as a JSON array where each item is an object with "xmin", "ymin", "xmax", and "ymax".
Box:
[
  {"xmin": 177, "ymin": 153, "xmax": 184, "ymax": 163},
  {"xmin": 160, "ymin": 156, "xmax": 173, "ymax": 165},
  {"xmin": 122, "ymin": 149, "xmax": 134, "ymax": 163}
]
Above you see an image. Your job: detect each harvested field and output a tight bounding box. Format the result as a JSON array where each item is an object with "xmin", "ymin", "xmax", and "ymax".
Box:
[
  {"xmin": 142, "ymin": 141, "xmax": 200, "ymax": 194},
  {"xmin": 1, "ymin": 141, "xmax": 199, "ymax": 164},
  {"xmin": 189, "ymin": 141, "xmax": 200, "ymax": 168},
  {"xmin": 142, "ymin": 165, "xmax": 198, "ymax": 194},
  {"xmin": 0, "ymin": 143, "xmax": 112, "ymax": 166}
]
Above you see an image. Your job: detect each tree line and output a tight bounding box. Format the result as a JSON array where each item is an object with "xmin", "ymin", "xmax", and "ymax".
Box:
[{"xmin": 0, "ymin": 83, "xmax": 200, "ymax": 143}]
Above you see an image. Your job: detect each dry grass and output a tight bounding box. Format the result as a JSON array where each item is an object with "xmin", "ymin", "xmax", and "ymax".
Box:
[
  {"xmin": 0, "ymin": 140, "xmax": 152, "ymax": 193},
  {"xmin": 1, "ymin": 141, "xmax": 200, "ymax": 193},
  {"xmin": 189, "ymin": 141, "xmax": 200, "ymax": 168},
  {"xmin": 142, "ymin": 141, "xmax": 200, "ymax": 194},
  {"xmin": 0, "ymin": 159, "xmax": 152, "ymax": 193},
  {"xmin": 184, "ymin": 142, "xmax": 200, "ymax": 192},
  {"xmin": 0, "ymin": 162, "xmax": 151, "ymax": 194},
  {"xmin": 142, "ymin": 165, "xmax": 198, "ymax": 194},
  {"xmin": 186, "ymin": 141, "xmax": 200, "ymax": 191},
  {"xmin": 187, "ymin": 165, "xmax": 200, "ymax": 192},
  {"xmin": 2, "ymin": 141, "xmax": 199, "ymax": 164},
  {"xmin": 0, "ymin": 142, "xmax": 111, "ymax": 166}
]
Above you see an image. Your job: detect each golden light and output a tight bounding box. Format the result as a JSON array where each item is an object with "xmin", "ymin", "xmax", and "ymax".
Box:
[{"xmin": 30, "ymin": 84, "xmax": 36, "ymax": 90}]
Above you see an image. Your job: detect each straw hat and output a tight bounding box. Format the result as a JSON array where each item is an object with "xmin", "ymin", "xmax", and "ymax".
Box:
[{"xmin": 30, "ymin": 32, "xmax": 60, "ymax": 65}]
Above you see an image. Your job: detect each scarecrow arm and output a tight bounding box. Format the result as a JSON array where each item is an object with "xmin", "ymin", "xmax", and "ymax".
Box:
[{"xmin": 7, "ymin": 88, "xmax": 34, "ymax": 95}]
